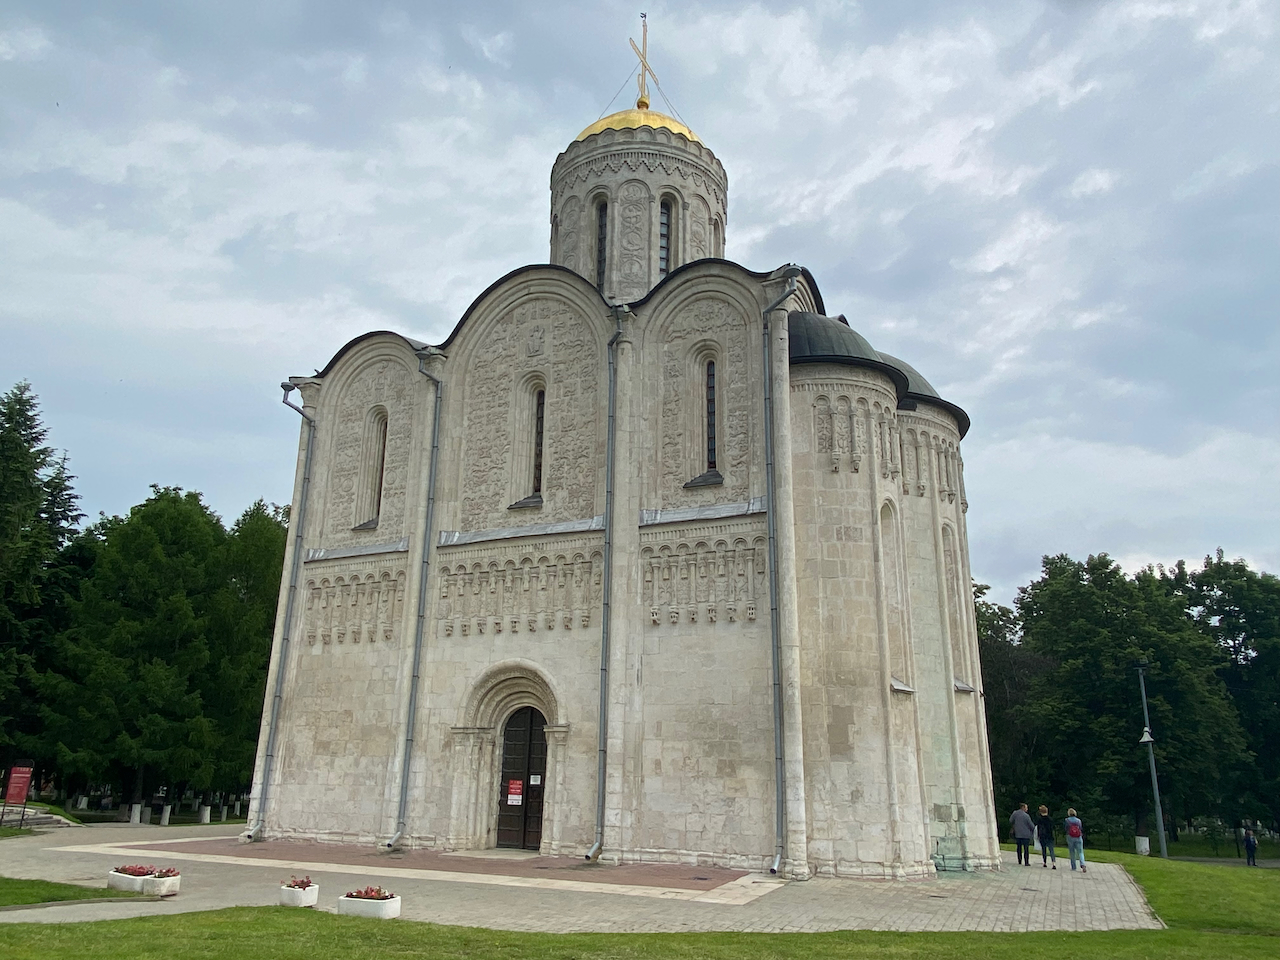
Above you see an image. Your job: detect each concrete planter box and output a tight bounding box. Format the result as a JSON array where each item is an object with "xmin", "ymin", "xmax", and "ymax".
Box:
[
  {"xmin": 142, "ymin": 874, "xmax": 181, "ymax": 897},
  {"xmin": 280, "ymin": 884, "xmax": 319, "ymax": 907},
  {"xmin": 337, "ymin": 894, "xmax": 401, "ymax": 919},
  {"xmin": 107, "ymin": 870, "xmax": 150, "ymax": 892}
]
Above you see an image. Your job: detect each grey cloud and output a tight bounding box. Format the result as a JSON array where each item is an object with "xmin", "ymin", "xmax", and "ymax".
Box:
[{"xmin": 2, "ymin": 0, "xmax": 1276, "ymax": 603}]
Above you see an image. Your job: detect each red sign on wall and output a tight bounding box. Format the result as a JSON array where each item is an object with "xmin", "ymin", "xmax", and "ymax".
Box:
[
  {"xmin": 4, "ymin": 766, "xmax": 32, "ymax": 806},
  {"xmin": 506, "ymin": 779, "xmax": 524, "ymax": 806}
]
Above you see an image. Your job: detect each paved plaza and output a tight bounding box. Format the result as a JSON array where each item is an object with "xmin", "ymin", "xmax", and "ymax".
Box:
[{"xmin": 0, "ymin": 824, "xmax": 1163, "ymax": 933}]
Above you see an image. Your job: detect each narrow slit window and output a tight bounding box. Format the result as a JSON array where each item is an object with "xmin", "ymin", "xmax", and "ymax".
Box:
[
  {"xmin": 595, "ymin": 202, "xmax": 608, "ymax": 291},
  {"xmin": 532, "ymin": 389, "xmax": 546, "ymax": 495},
  {"xmin": 371, "ymin": 414, "xmax": 388, "ymax": 517},
  {"xmin": 706, "ymin": 361, "xmax": 717, "ymax": 471},
  {"xmin": 659, "ymin": 201, "xmax": 671, "ymax": 276}
]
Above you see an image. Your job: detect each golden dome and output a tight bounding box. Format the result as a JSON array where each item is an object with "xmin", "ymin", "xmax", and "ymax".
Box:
[{"xmin": 574, "ymin": 107, "xmax": 701, "ymax": 145}]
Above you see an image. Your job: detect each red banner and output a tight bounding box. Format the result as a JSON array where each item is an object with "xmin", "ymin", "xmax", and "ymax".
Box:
[
  {"xmin": 4, "ymin": 766, "xmax": 32, "ymax": 806},
  {"xmin": 506, "ymin": 779, "xmax": 524, "ymax": 805}
]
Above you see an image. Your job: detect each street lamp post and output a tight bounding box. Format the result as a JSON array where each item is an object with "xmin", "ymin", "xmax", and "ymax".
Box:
[{"xmin": 1137, "ymin": 661, "xmax": 1169, "ymax": 859}]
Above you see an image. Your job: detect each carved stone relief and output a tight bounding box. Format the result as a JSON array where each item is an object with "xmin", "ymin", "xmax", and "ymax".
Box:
[
  {"xmin": 639, "ymin": 526, "xmax": 767, "ymax": 627},
  {"xmin": 688, "ymin": 196, "xmax": 710, "ymax": 260},
  {"xmin": 326, "ymin": 358, "xmax": 415, "ymax": 545},
  {"xmin": 659, "ymin": 298, "xmax": 751, "ymax": 501},
  {"xmin": 461, "ymin": 298, "xmax": 600, "ymax": 530},
  {"xmin": 557, "ymin": 196, "xmax": 581, "ymax": 273},
  {"xmin": 303, "ymin": 565, "xmax": 408, "ymax": 647},
  {"xmin": 616, "ymin": 180, "xmax": 650, "ymax": 302},
  {"xmin": 436, "ymin": 536, "xmax": 604, "ymax": 639},
  {"xmin": 814, "ymin": 393, "xmax": 866, "ymax": 473}
]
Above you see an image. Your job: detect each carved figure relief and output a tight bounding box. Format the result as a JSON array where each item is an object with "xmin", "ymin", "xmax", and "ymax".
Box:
[
  {"xmin": 436, "ymin": 544, "xmax": 604, "ymax": 640},
  {"xmin": 814, "ymin": 393, "xmax": 864, "ymax": 473},
  {"xmin": 640, "ymin": 533, "xmax": 766, "ymax": 626},
  {"xmin": 616, "ymin": 181, "xmax": 650, "ymax": 301},
  {"xmin": 326, "ymin": 358, "xmax": 415, "ymax": 545},
  {"xmin": 303, "ymin": 567, "xmax": 407, "ymax": 647}
]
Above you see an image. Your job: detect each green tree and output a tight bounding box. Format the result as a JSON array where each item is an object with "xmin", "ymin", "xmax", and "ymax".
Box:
[
  {"xmin": 0, "ymin": 382, "xmax": 82, "ymax": 769},
  {"xmin": 203, "ymin": 500, "xmax": 287, "ymax": 793},
  {"xmin": 1176, "ymin": 552, "xmax": 1280, "ymax": 828},
  {"xmin": 33, "ymin": 488, "xmax": 226, "ymax": 801},
  {"xmin": 1015, "ymin": 554, "xmax": 1250, "ymax": 834},
  {"xmin": 974, "ymin": 582, "xmax": 1051, "ymax": 826}
]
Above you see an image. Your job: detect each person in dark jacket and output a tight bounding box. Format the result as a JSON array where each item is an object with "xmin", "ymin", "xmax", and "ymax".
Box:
[
  {"xmin": 1010, "ymin": 803, "xmax": 1035, "ymax": 866},
  {"xmin": 1036, "ymin": 805, "xmax": 1057, "ymax": 869},
  {"xmin": 1244, "ymin": 830, "xmax": 1259, "ymax": 867}
]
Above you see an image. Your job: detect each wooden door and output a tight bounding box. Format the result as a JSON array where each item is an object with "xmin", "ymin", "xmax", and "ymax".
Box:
[{"xmin": 495, "ymin": 706, "xmax": 547, "ymax": 850}]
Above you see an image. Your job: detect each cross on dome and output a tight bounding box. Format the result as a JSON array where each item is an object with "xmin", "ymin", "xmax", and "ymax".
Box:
[{"xmin": 630, "ymin": 13, "xmax": 659, "ymax": 110}]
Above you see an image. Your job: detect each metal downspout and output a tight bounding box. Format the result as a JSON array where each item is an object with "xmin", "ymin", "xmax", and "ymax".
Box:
[
  {"xmin": 245, "ymin": 383, "xmax": 316, "ymax": 842},
  {"xmin": 762, "ymin": 268, "xmax": 799, "ymax": 874},
  {"xmin": 385, "ymin": 350, "xmax": 445, "ymax": 850},
  {"xmin": 587, "ymin": 308, "xmax": 626, "ymax": 861}
]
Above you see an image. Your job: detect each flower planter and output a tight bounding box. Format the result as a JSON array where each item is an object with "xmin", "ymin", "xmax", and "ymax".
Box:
[
  {"xmin": 337, "ymin": 894, "xmax": 401, "ymax": 919},
  {"xmin": 279, "ymin": 884, "xmax": 319, "ymax": 907},
  {"xmin": 107, "ymin": 870, "xmax": 150, "ymax": 893},
  {"xmin": 142, "ymin": 874, "xmax": 181, "ymax": 897}
]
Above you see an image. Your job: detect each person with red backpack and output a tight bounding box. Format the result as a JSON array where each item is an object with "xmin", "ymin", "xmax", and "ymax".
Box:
[{"xmin": 1064, "ymin": 808, "xmax": 1087, "ymax": 873}]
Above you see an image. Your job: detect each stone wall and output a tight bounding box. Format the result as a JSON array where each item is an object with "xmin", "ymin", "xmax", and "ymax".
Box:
[{"xmin": 247, "ymin": 262, "xmax": 1000, "ymax": 875}]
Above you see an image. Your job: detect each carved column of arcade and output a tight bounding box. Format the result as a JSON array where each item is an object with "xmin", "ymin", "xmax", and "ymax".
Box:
[
  {"xmin": 925, "ymin": 431, "xmax": 971, "ymax": 865},
  {"xmin": 868, "ymin": 405, "xmax": 904, "ymax": 866},
  {"xmin": 772, "ymin": 309, "xmax": 810, "ymax": 879},
  {"xmin": 952, "ymin": 450, "xmax": 1001, "ymax": 863}
]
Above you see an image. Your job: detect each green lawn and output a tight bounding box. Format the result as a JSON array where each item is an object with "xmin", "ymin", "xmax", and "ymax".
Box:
[
  {"xmin": 0, "ymin": 852, "xmax": 1274, "ymax": 959},
  {"xmin": 0, "ymin": 877, "xmax": 139, "ymax": 907},
  {"xmin": 0, "ymin": 826, "xmax": 34, "ymax": 839}
]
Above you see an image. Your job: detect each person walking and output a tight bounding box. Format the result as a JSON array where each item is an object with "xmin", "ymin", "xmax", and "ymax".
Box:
[
  {"xmin": 1064, "ymin": 807, "xmax": 1087, "ymax": 873},
  {"xmin": 1036, "ymin": 805, "xmax": 1057, "ymax": 869},
  {"xmin": 1011, "ymin": 803, "xmax": 1035, "ymax": 866},
  {"xmin": 1244, "ymin": 829, "xmax": 1258, "ymax": 867}
]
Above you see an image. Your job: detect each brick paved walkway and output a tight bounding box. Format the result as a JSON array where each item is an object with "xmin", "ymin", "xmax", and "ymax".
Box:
[{"xmin": 0, "ymin": 824, "xmax": 1163, "ymax": 932}]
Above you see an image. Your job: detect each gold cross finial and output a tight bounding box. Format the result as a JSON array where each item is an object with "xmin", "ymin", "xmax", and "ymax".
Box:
[{"xmin": 630, "ymin": 13, "xmax": 658, "ymax": 110}]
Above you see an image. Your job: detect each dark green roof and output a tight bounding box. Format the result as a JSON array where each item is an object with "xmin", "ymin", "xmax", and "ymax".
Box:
[
  {"xmin": 788, "ymin": 312, "xmax": 970, "ymax": 438},
  {"xmin": 875, "ymin": 352, "xmax": 938, "ymax": 398}
]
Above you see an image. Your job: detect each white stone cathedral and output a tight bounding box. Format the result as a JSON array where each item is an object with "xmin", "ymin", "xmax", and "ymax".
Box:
[{"xmin": 246, "ymin": 70, "xmax": 1001, "ymax": 878}]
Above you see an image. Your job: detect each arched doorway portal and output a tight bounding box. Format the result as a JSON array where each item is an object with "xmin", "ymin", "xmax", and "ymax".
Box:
[{"xmin": 496, "ymin": 706, "xmax": 547, "ymax": 849}]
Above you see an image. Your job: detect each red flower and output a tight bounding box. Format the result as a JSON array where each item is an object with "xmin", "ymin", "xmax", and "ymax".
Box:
[{"xmin": 344, "ymin": 885, "xmax": 394, "ymax": 900}]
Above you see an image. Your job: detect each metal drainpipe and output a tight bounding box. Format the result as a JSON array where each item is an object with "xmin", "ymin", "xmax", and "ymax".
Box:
[
  {"xmin": 762, "ymin": 267, "xmax": 800, "ymax": 874},
  {"xmin": 385, "ymin": 349, "xmax": 445, "ymax": 851},
  {"xmin": 245, "ymin": 382, "xmax": 316, "ymax": 842},
  {"xmin": 587, "ymin": 307, "xmax": 626, "ymax": 861}
]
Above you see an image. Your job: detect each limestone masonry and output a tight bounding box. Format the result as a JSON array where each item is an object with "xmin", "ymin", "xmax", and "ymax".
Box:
[{"xmin": 246, "ymin": 97, "xmax": 1001, "ymax": 879}]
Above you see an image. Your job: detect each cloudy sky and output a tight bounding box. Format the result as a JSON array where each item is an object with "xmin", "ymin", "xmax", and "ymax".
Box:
[{"xmin": 3, "ymin": 0, "xmax": 1276, "ymax": 604}]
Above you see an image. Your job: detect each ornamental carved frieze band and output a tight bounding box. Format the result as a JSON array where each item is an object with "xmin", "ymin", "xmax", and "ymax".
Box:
[
  {"xmin": 552, "ymin": 153, "xmax": 728, "ymax": 210},
  {"xmin": 641, "ymin": 534, "xmax": 767, "ymax": 626},
  {"xmin": 436, "ymin": 552, "xmax": 604, "ymax": 638},
  {"xmin": 303, "ymin": 567, "xmax": 408, "ymax": 647}
]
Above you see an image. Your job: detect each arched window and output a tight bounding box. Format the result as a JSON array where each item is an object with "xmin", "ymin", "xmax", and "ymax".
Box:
[
  {"xmin": 354, "ymin": 407, "xmax": 388, "ymax": 529},
  {"xmin": 712, "ymin": 218, "xmax": 722, "ymax": 258},
  {"xmin": 509, "ymin": 381, "xmax": 546, "ymax": 510},
  {"xmin": 532, "ymin": 389, "xmax": 545, "ymax": 496},
  {"xmin": 705, "ymin": 360, "xmax": 717, "ymax": 471},
  {"xmin": 658, "ymin": 200, "xmax": 672, "ymax": 276},
  {"xmin": 595, "ymin": 201, "xmax": 608, "ymax": 291},
  {"xmin": 684, "ymin": 355, "xmax": 723, "ymax": 488}
]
